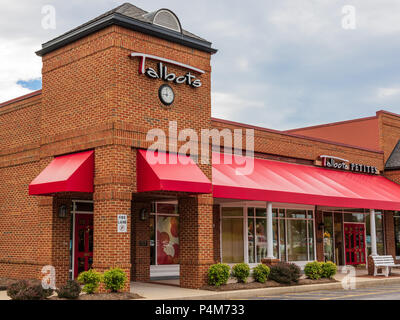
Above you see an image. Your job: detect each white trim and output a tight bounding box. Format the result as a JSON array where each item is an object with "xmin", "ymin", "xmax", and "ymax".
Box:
[
  {"xmin": 131, "ymin": 52, "xmax": 205, "ymax": 75},
  {"xmin": 320, "ymin": 155, "xmax": 350, "ymax": 163}
]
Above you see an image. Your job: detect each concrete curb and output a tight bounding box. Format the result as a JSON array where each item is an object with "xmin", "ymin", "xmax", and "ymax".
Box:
[{"xmin": 167, "ymin": 278, "xmax": 400, "ymax": 300}]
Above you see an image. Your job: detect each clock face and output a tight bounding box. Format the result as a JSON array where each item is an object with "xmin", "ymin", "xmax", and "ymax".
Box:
[{"xmin": 159, "ymin": 84, "xmax": 175, "ymax": 106}]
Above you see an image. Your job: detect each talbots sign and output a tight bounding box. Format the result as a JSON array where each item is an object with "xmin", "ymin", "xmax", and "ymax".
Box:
[
  {"xmin": 317, "ymin": 155, "xmax": 379, "ymax": 175},
  {"xmin": 131, "ymin": 52, "xmax": 204, "ymax": 88}
]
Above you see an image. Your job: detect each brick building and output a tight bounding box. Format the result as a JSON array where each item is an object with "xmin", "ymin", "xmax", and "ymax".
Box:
[{"xmin": 2, "ymin": 3, "xmax": 400, "ymax": 291}]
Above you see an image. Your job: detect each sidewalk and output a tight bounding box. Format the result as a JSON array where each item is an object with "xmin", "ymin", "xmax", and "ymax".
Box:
[{"xmin": 131, "ymin": 269, "xmax": 400, "ymax": 300}]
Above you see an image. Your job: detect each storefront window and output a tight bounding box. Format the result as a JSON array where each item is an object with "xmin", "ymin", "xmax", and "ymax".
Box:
[
  {"xmin": 150, "ymin": 202, "xmax": 180, "ymax": 266},
  {"xmin": 365, "ymin": 211, "xmax": 385, "ymax": 256},
  {"xmin": 222, "ymin": 207, "xmax": 244, "ymax": 263},
  {"xmin": 344, "ymin": 213, "xmax": 365, "ymax": 223},
  {"xmin": 222, "ymin": 206, "xmax": 314, "ymax": 263},
  {"xmin": 222, "ymin": 218, "xmax": 244, "ymax": 263},
  {"xmin": 248, "ymin": 218, "xmax": 255, "ymax": 263},
  {"xmin": 323, "ymin": 213, "xmax": 334, "ymax": 262},
  {"xmin": 287, "ymin": 220, "xmax": 308, "ymax": 261},
  {"xmin": 156, "ymin": 216, "xmax": 179, "ymax": 265}
]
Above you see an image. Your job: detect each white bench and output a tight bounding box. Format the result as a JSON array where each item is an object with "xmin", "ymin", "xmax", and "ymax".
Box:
[{"xmin": 372, "ymin": 255, "xmax": 400, "ymax": 277}]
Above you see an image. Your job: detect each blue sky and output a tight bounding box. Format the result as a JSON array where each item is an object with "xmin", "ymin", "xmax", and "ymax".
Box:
[{"xmin": 2, "ymin": 1, "xmax": 400, "ymax": 130}]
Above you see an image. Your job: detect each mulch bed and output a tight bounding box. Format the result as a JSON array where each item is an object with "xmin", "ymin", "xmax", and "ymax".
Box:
[
  {"xmin": 201, "ymin": 278, "xmax": 337, "ymax": 292},
  {"xmin": 0, "ymin": 278, "xmax": 143, "ymax": 300},
  {"xmin": 50, "ymin": 292, "xmax": 143, "ymax": 300},
  {"xmin": 0, "ymin": 278, "xmax": 18, "ymax": 291}
]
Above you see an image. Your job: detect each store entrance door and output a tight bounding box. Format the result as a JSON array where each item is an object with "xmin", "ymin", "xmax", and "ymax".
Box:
[
  {"xmin": 74, "ymin": 214, "xmax": 94, "ymax": 278},
  {"xmin": 344, "ymin": 223, "xmax": 366, "ymax": 265}
]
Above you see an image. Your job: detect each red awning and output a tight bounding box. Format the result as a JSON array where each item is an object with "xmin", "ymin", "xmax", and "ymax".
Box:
[
  {"xmin": 137, "ymin": 149, "xmax": 212, "ymax": 193},
  {"xmin": 29, "ymin": 151, "xmax": 94, "ymax": 196},
  {"xmin": 212, "ymin": 153, "xmax": 400, "ymax": 210}
]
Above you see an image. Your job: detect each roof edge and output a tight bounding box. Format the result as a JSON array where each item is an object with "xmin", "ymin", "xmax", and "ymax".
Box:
[
  {"xmin": 36, "ymin": 13, "xmax": 217, "ymax": 57},
  {"xmin": 285, "ymin": 115, "xmax": 379, "ymax": 133},
  {"xmin": 212, "ymin": 117, "xmax": 384, "ymax": 154},
  {"xmin": 0, "ymin": 90, "xmax": 42, "ymax": 108}
]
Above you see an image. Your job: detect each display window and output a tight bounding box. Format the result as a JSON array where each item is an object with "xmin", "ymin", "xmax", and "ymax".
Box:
[{"xmin": 150, "ymin": 203, "xmax": 179, "ymax": 265}]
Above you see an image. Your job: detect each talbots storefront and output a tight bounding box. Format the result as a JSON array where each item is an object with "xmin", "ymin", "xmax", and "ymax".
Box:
[{"xmin": 2, "ymin": 3, "xmax": 400, "ymax": 291}]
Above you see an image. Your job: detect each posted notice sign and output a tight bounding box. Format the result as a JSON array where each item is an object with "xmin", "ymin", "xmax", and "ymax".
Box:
[{"xmin": 117, "ymin": 215, "xmax": 128, "ymax": 233}]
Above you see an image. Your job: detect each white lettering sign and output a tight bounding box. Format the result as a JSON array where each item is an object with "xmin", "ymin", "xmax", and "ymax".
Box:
[{"xmin": 117, "ymin": 215, "xmax": 128, "ymax": 233}]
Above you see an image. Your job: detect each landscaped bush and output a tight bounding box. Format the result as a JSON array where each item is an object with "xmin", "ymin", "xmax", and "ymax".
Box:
[
  {"xmin": 232, "ymin": 263, "xmax": 251, "ymax": 283},
  {"xmin": 103, "ymin": 268, "xmax": 127, "ymax": 293},
  {"xmin": 207, "ymin": 264, "xmax": 231, "ymax": 287},
  {"xmin": 56, "ymin": 280, "xmax": 81, "ymax": 299},
  {"xmin": 304, "ymin": 261, "xmax": 323, "ymax": 280},
  {"xmin": 7, "ymin": 280, "xmax": 53, "ymax": 300},
  {"xmin": 252, "ymin": 264, "xmax": 270, "ymax": 283},
  {"xmin": 321, "ymin": 261, "xmax": 337, "ymax": 279},
  {"xmin": 269, "ymin": 262, "xmax": 301, "ymax": 285},
  {"xmin": 77, "ymin": 269, "xmax": 102, "ymax": 294}
]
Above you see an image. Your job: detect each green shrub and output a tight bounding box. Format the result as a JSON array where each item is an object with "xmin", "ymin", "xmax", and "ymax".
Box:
[
  {"xmin": 56, "ymin": 280, "xmax": 81, "ymax": 299},
  {"xmin": 321, "ymin": 261, "xmax": 337, "ymax": 279},
  {"xmin": 269, "ymin": 262, "xmax": 301, "ymax": 285},
  {"xmin": 304, "ymin": 261, "xmax": 323, "ymax": 280},
  {"xmin": 232, "ymin": 263, "xmax": 251, "ymax": 283},
  {"xmin": 77, "ymin": 269, "xmax": 102, "ymax": 294},
  {"xmin": 7, "ymin": 280, "xmax": 53, "ymax": 300},
  {"xmin": 252, "ymin": 264, "xmax": 270, "ymax": 283},
  {"xmin": 207, "ymin": 264, "xmax": 230, "ymax": 287},
  {"xmin": 103, "ymin": 268, "xmax": 127, "ymax": 293}
]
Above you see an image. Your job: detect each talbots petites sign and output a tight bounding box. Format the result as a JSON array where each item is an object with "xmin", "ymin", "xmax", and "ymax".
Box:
[
  {"xmin": 316, "ymin": 155, "xmax": 379, "ymax": 175},
  {"xmin": 131, "ymin": 52, "xmax": 204, "ymax": 88}
]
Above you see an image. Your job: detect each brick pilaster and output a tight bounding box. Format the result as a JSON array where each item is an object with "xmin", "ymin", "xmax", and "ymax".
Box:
[
  {"xmin": 179, "ymin": 194, "xmax": 214, "ymax": 289},
  {"xmin": 131, "ymin": 201, "xmax": 151, "ymax": 282},
  {"xmin": 93, "ymin": 145, "xmax": 134, "ymax": 292}
]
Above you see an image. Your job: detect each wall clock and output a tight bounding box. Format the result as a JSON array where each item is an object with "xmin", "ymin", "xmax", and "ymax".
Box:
[{"xmin": 158, "ymin": 84, "xmax": 175, "ymax": 106}]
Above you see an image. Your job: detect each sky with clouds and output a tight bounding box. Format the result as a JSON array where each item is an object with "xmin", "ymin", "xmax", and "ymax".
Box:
[{"xmin": 1, "ymin": 0, "xmax": 400, "ymax": 130}]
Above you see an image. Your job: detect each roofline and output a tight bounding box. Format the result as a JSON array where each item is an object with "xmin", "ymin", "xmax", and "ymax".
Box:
[
  {"xmin": 36, "ymin": 13, "xmax": 218, "ymax": 57},
  {"xmin": 0, "ymin": 90, "xmax": 42, "ymax": 108},
  {"xmin": 376, "ymin": 109, "xmax": 400, "ymax": 118},
  {"xmin": 211, "ymin": 117, "xmax": 384, "ymax": 154},
  {"xmin": 285, "ymin": 115, "xmax": 379, "ymax": 133}
]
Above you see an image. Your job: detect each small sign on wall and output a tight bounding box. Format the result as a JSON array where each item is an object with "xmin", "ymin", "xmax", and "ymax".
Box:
[{"xmin": 117, "ymin": 215, "xmax": 128, "ymax": 233}]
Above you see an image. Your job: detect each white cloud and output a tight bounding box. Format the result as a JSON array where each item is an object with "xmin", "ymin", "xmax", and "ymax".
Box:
[
  {"xmin": 0, "ymin": 37, "xmax": 42, "ymax": 102},
  {"xmin": 378, "ymin": 87, "xmax": 400, "ymax": 98}
]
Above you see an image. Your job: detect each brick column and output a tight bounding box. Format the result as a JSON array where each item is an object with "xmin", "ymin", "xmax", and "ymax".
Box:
[
  {"xmin": 213, "ymin": 204, "xmax": 221, "ymax": 263},
  {"xmin": 52, "ymin": 198, "xmax": 73, "ymax": 286},
  {"xmin": 131, "ymin": 201, "xmax": 151, "ymax": 282},
  {"xmin": 179, "ymin": 194, "xmax": 214, "ymax": 289},
  {"xmin": 36, "ymin": 197, "xmax": 54, "ymax": 280},
  {"xmin": 93, "ymin": 145, "xmax": 134, "ymax": 292}
]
